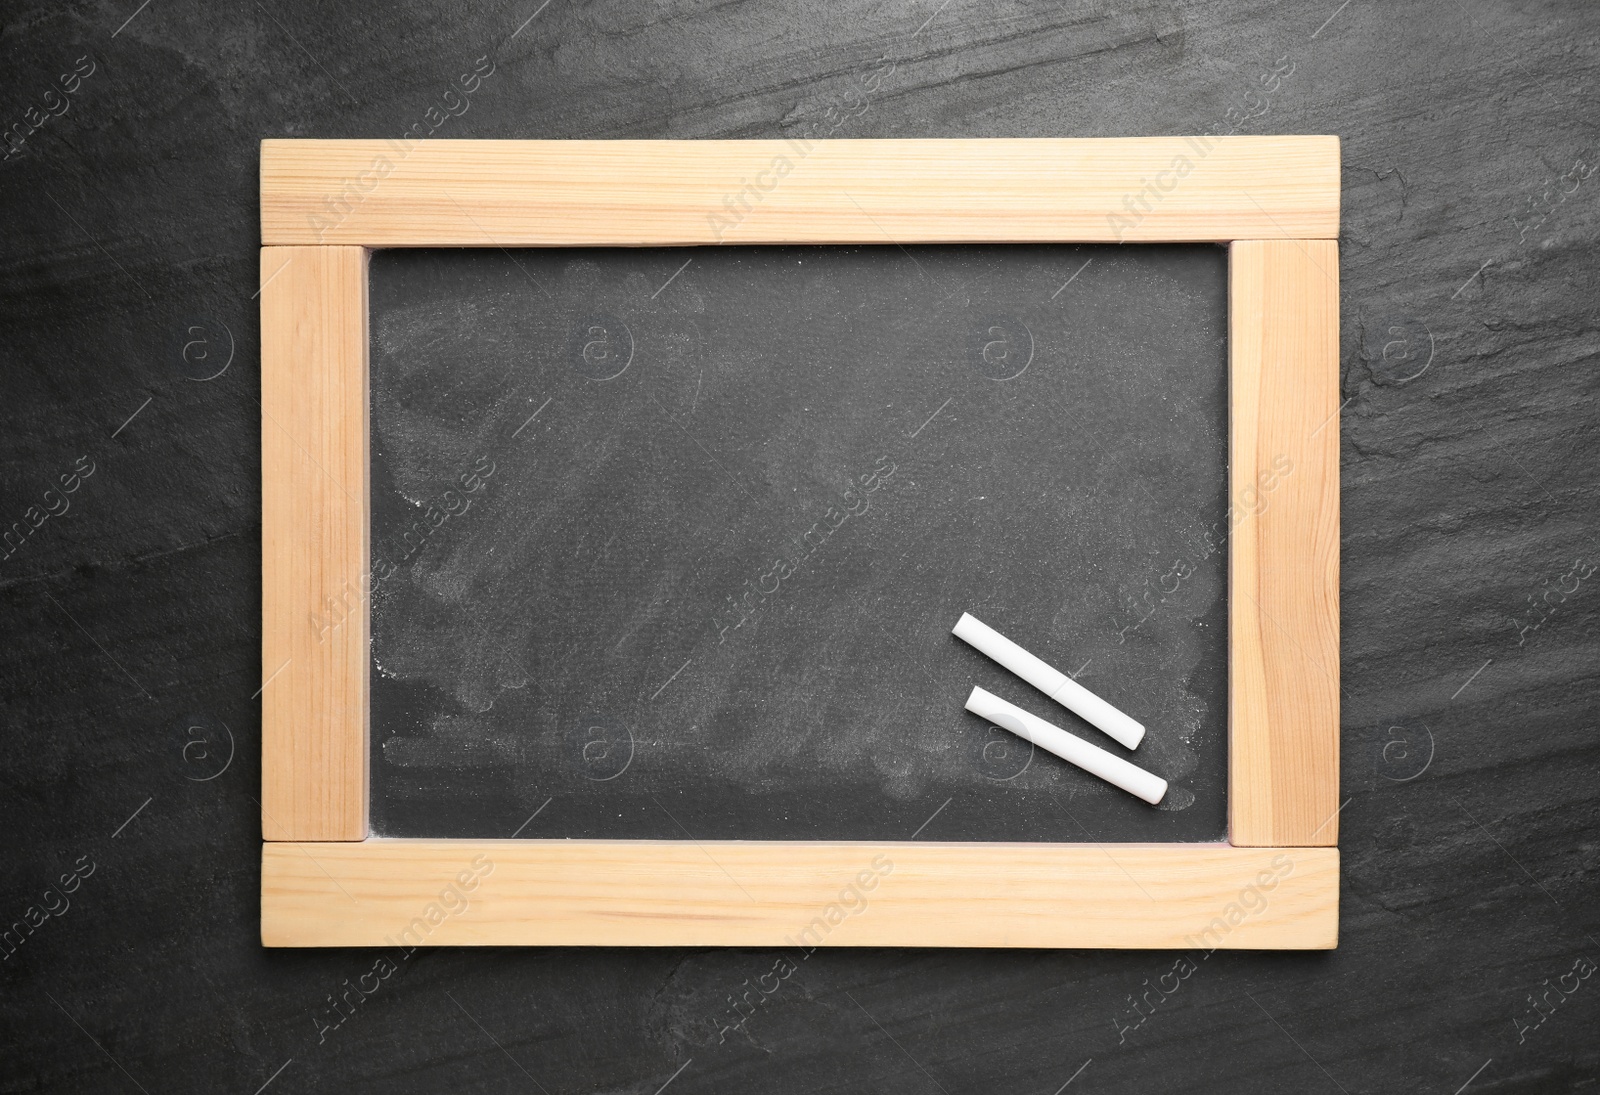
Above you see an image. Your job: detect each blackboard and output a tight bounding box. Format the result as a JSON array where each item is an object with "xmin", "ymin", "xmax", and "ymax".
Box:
[{"xmin": 367, "ymin": 243, "xmax": 1229, "ymax": 843}]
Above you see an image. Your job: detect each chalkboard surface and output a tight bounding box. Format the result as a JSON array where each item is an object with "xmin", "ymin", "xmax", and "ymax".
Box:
[{"xmin": 368, "ymin": 244, "xmax": 1229, "ymax": 843}]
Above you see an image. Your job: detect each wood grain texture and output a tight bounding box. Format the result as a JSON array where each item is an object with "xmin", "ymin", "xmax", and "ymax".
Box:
[
  {"xmin": 261, "ymin": 246, "xmax": 370, "ymax": 842},
  {"xmin": 260, "ymin": 137, "xmax": 1340, "ymax": 246},
  {"xmin": 262, "ymin": 841, "xmax": 1337, "ymax": 949},
  {"xmin": 1229, "ymin": 240, "xmax": 1341, "ymax": 847}
]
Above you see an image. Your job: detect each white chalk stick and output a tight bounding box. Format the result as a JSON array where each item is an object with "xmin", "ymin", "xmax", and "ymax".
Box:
[
  {"xmin": 952, "ymin": 612, "xmax": 1145, "ymax": 750},
  {"xmin": 964, "ymin": 686, "xmax": 1167, "ymax": 805}
]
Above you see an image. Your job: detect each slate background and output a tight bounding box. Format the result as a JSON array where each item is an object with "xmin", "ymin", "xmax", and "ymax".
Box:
[{"xmin": 2, "ymin": 1, "xmax": 1597, "ymax": 1092}]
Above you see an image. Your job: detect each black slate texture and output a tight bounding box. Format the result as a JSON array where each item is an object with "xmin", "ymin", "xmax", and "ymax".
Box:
[
  {"xmin": 2, "ymin": 1, "xmax": 1598, "ymax": 1093},
  {"xmin": 366, "ymin": 243, "xmax": 1230, "ymax": 843}
]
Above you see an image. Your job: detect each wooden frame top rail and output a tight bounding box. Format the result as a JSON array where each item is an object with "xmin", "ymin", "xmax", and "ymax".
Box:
[{"xmin": 261, "ymin": 136, "xmax": 1340, "ymax": 247}]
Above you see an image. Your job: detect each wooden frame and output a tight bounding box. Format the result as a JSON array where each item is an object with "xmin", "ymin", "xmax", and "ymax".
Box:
[{"xmin": 260, "ymin": 137, "xmax": 1340, "ymax": 949}]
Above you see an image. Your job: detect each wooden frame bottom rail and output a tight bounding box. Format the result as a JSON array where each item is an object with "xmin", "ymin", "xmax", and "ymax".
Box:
[{"xmin": 263, "ymin": 841, "xmax": 1337, "ymax": 949}]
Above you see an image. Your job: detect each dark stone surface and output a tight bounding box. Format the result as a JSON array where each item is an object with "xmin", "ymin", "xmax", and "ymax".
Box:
[
  {"xmin": 1, "ymin": 1, "xmax": 1597, "ymax": 1092},
  {"xmin": 367, "ymin": 243, "xmax": 1229, "ymax": 843}
]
